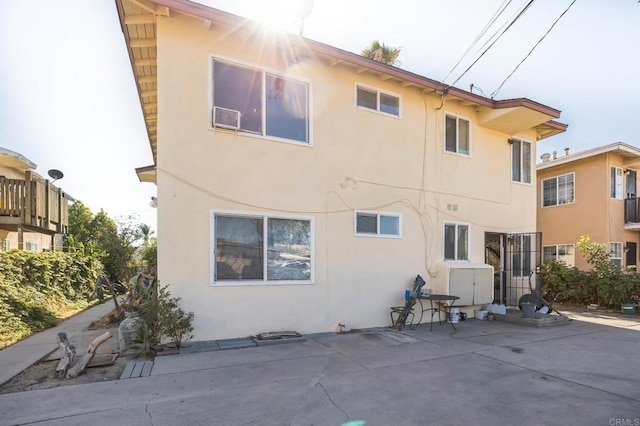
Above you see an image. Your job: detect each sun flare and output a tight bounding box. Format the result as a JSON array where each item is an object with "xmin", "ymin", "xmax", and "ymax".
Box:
[{"xmin": 246, "ymin": 0, "xmax": 314, "ymax": 33}]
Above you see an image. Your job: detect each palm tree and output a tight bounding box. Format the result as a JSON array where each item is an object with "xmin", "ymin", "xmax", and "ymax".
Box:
[
  {"xmin": 361, "ymin": 40, "xmax": 402, "ymax": 66},
  {"xmin": 139, "ymin": 224, "xmax": 155, "ymax": 248}
]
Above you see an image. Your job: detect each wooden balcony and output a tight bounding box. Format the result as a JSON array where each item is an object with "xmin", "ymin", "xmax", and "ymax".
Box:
[{"xmin": 0, "ymin": 171, "xmax": 69, "ymax": 235}]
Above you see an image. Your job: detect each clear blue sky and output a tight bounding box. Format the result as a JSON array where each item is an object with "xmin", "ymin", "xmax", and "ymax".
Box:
[{"xmin": 1, "ymin": 0, "xmax": 639, "ymax": 235}]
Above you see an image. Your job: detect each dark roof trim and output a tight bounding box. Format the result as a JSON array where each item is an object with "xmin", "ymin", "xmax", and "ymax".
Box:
[{"xmin": 143, "ymin": 0, "xmax": 562, "ymax": 119}]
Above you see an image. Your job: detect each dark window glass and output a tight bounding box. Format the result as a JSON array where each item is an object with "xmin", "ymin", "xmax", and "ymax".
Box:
[
  {"xmin": 356, "ymin": 214, "xmax": 377, "ymax": 234},
  {"xmin": 356, "ymin": 87, "xmax": 377, "ymax": 110},
  {"xmin": 512, "ymin": 139, "xmax": 521, "ymax": 182},
  {"xmin": 457, "ymin": 225, "xmax": 468, "ymax": 260},
  {"xmin": 445, "ymin": 115, "xmax": 457, "ymax": 153},
  {"xmin": 444, "ymin": 224, "xmax": 456, "ymax": 260},
  {"xmin": 213, "ymin": 61, "xmax": 262, "ymax": 134},
  {"xmin": 543, "ymin": 178, "xmax": 558, "ymax": 207},
  {"xmin": 215, "ymin": 216, "xmax": 263, "ymax": 280},
  {"xmin": 266, "ymin": 74, "xmax": 309, "ymax": 143}
]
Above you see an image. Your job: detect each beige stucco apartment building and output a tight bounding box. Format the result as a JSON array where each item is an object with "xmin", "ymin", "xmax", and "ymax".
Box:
[
  {"xmin": 116, "ymin": 0, "xmax": 567, "ymax": 340},
  {"xmin": 537, "ymin": 143, "xmax": 640, "ymax": 271}
]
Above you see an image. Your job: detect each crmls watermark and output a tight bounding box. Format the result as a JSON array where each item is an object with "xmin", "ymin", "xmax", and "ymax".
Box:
[{"xmin": 610, "ymin": 419, "xmax": 640, "ymax": 426}]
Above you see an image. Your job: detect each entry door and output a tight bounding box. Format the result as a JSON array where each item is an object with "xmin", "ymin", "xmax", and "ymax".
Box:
[
  {"xmin": 626, "ymin": 242, "xmax": 637, "ymax": 269},
  {"xmin": 484, "ymin": 233, "xmax": 504, "ymax": 304},
  {"xmin": 627, "ymin": 170, "xmax": 637, "ymax": 199}
]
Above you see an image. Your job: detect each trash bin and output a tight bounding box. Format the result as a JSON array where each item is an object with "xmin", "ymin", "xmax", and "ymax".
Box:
[
  {"xmin": 621, "ymin": 303, "xmax": 637, "ymax": 315},
  {"xmin": 521, "ymin": 302, "xmax": 536, "ymax": 319}
]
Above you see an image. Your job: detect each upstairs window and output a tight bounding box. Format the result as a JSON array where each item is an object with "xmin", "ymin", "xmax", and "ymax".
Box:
[
  {"xmin": 542, "ymin": 173, "xmax": 575, "ymax": 207},
  {"xmin": 445, "ymin": 114, "xmax": 470, "ymax": 156},
  {"xmin": 355, "ymin": 85, "xmax": 400, "ymax": 117},
  {"xmin": 444, "ymin": 223, "xmax": 469, "ymax": 261},
  {"xmin": 611, "ymin": 167, "xmax": 623, "ymax": 199},
  {"xmin": 212, "ymin": 59, "xmax": 309, "ymax": 144},
  {"xmin": 355, "ymin": 211, "xmax": 401, "ymax": 237},
  {"xmin": 511, "ymin": 139, "xmax": 532, "ymax": 184}
]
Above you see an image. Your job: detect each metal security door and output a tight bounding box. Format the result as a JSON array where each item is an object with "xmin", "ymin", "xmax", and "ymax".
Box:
[{"xmin": 503, "ymin": 233, "xmax": 542, "ymax": 306}]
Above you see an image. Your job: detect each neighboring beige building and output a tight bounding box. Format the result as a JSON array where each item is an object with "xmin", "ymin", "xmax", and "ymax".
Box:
[
  {"xmin": 0, "ymin": 147, "xmax": 71, "ymax": 252},
  {"xmin": 537, "ymin": 143, "xmax": 640, "ymax": 271},
  {"xmin": 116, "ymin": 0, "xmax": 567, "ymax": 340}
]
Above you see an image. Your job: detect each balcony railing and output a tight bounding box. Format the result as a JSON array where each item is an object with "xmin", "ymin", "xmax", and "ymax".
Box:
[
  {"xmin": 625, "ymin": 197, "xmax": 640, "ymax": 224},
  {"xmin": 0, "ymin": 171, "xmax": 69, "ymax": 234}
]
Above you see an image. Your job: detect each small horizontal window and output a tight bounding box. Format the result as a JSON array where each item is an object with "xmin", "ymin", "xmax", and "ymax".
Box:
[
  {"xmin": 355, "ymin": 212, "xmax": 401, "ymax": 237},
  {"xmin": 356, "ymin": 85, "xmax": 400, "ymax": 117}
]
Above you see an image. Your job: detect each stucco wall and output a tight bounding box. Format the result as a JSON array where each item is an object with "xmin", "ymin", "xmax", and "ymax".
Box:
[
  {"xmin": 156, "ymin": 14, "xmax": 541, "ymax": 340},
  {"xmin": 537, "ymin": 152, "xmax": 640, "ymax": 270}
]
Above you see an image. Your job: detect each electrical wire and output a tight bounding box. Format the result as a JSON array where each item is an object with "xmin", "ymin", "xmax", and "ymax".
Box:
[
  {"xmin": 449, "ymin": 0, "xmax": 536, "ymax": 88},
  {"xmin": 490, "ymin": 0, "xmax": 578, "ymax": 98},
  {"xmin": 441, "ymin": 0, "xmax": 513, "ymax": 83}
]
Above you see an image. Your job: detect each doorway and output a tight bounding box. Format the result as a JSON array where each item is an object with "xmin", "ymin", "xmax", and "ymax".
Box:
[
  {"xmin": 485, "ymin": 232, "xmax": 542, "ymax": 306},
  {"xmin": 626, "ymin": 242, "xmax": 637, "ymax": 270},
  {"xmin": 627, "ymin": 170, "xmax": 637, "ymax": 199}
]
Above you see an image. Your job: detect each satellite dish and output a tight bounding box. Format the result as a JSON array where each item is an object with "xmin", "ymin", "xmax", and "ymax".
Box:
[{"xmin": 48, "ymin": 169, "xmax": 64, "ymax": 183}]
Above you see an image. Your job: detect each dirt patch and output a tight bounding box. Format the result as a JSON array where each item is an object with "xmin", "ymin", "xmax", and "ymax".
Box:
[
  {"xmin": 0, "ymin": 307, "xmax": 150, "ymax": 395},
  {"xmin": 0, "ymin": 357, "xmax": 127, "ymax": 394}
]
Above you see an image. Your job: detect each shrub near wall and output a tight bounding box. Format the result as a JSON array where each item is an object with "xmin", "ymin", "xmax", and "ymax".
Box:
[{"xmin": 0, "ymin": 250, "xmax": 103, "ymax": 349}]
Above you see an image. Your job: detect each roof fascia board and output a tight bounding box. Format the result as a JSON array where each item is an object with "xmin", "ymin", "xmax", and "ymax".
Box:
[
  {"xmin": 141, "ymin": 0, "xmax": 562, "ymax": 120},
  {"xmin": 537, "ymin": 142, "xmax": 640, "ymax": 170}
]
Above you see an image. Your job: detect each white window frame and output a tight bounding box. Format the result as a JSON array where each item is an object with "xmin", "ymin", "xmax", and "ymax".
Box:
[
  {"xmin": 610, "ymin": 242, "xmax": 623, "ymax": 269},
  {"xmin": 208, "ymin": 55, "xmax": 313, "ymax": 147},
  {"xmin": 543, "ymin": 244, "xmax": 575, "ymax": 267},
  {"xmin": 25, "ymin": 242, "xmax": 37, "ymax": 252},
  {"xmin": 444, "ymin": 222, "xmax": 470, "ymax": 261},
  {"xmin": 0, "ymin": 239, "xmax": 9, "ymax": 251},
  {"xmin": 354, "ymin": 83, "xmax": 401, "ymax": 118},
  {"xmin": 541, "ymin": 172, "xmax": 575, "ymax": 207},
  {"xmin": 444, "ymin": 113, "xmax": 471, "ymax": 157},
  {"xmin": 211, "ymin": 210, "xmax": 314, "ymax": 286},
  {"xmin": 354, "ymin": 211, "xmax": 402, "ymax": 238},
  {"xmin": 611, "ymin": 166, "xmax": 623, "ymax": 200},
  {"xmin": 511, "ymin": 138, "xmax": 532, "ymax": 184}
]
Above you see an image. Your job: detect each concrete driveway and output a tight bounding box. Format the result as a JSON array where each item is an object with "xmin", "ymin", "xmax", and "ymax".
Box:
[{"xmin": 0, "ymin": 313, "xmax": 639, "ymax": 426}]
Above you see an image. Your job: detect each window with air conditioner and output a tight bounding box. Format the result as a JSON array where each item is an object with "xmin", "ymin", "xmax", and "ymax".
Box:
[{"xmin": 212, "ymin": 59, "xmax": 310, "ymax": 144}]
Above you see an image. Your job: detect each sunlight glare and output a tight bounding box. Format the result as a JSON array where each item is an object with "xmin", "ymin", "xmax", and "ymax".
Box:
[{"xmin": 246, "ymin": 0, "xmax": 313, "ymax": 33}]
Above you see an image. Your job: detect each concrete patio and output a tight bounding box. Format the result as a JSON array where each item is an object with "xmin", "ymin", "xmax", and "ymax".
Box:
[{"xmin": 0, "ymin": 310, "xmax": 639, "ymax": 426}]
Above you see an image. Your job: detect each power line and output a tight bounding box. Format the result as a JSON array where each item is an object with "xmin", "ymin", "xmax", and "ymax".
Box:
[
  {"xmin": 442, "ymin": 0, "xmax": 513, "ymax": 83},
  {"xmin": 449, "ymin": 0, "xmax": 536, "ymax": 88},
  {"xmin": 490, "ymin": 0, "xmax": 578, "ymax": 98}
]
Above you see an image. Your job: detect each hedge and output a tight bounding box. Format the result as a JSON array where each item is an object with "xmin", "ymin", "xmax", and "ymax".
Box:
[{"xmin": 0, "ymin": 250, "xmax": 103, "ymax": 349}]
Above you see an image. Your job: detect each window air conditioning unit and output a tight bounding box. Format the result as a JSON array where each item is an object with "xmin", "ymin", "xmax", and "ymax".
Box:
[{"xmin": 213, "ymin": 106, "xmax": 240, "ymax": 130}]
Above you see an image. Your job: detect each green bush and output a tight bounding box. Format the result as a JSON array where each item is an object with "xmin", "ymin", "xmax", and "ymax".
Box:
[
  {"xmin": 542, "ymin": 260, "xmax": 593, "ymax": 305},
  {"xmin": 0, "ymin": 250, "xmax": 103, "ymax": 348}
]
